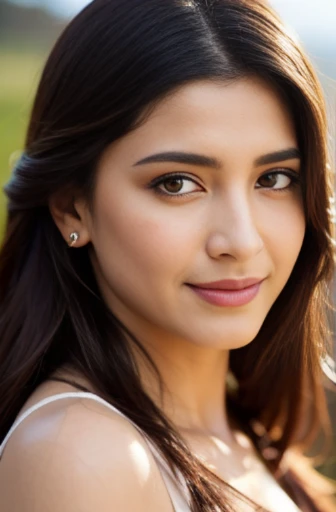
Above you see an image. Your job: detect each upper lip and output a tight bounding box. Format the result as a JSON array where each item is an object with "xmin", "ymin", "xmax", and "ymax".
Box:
[{"xmin": 187, "ymin": 277, "xmax": 265, "ymax": 290}]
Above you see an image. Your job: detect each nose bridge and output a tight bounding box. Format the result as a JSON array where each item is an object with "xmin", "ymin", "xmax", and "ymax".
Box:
[
  {"xmin": 210, "ymin": 185, "xmax": 263, "ymax": 260},
  {"xmin": 227, "ymin": 186, "xmax": 254, "ymax": 230}
]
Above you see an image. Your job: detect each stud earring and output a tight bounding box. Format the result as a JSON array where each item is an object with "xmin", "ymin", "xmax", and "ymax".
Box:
[{"xmin": 69, "ymin": 232, "xmax": 79, "ymax": 247}]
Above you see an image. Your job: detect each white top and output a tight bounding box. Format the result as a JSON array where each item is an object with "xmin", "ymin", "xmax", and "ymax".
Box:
[{"xmin": 0, "ymin": 392, "xmax": 191, "ymax": 512}]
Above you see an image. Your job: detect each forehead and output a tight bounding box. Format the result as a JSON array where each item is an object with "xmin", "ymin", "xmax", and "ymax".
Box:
[{"xmin": 102, "ymin": 77, "xmax": 297, "ymax": 166}]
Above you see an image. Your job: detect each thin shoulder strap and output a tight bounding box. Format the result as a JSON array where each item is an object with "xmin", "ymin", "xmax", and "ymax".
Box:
[{"xmin": 0, "ymin": 391, "xmax": 191, "ymax": 512}]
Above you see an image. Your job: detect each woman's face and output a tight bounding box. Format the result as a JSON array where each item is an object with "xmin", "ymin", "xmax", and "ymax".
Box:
[{"xmin": 80, "ymin": 77, "xmax": 305, "ymax": 350}]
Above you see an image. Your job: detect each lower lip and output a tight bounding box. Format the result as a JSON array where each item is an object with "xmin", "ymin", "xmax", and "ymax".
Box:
[{"xmin": 186, "ymin": 282, "xmax": 262, "ymax": 307}]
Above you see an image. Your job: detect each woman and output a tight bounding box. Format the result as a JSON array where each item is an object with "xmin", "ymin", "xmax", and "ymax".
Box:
[{"xmin": 0, "ymin": 0, "xmax": 335, "ymax": 510}]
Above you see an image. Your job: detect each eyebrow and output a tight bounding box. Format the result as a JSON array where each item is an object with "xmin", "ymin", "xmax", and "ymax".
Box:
[
  {"xmin": 133, "ymin": 148, "xmax": 301, "ymax": 169},
  {"xmin": 133, "ymin": 151, "xmax": 220, "ymax": 169},
  {"xmin": 255, "ymin": 148, "xmax": 301, "ymax": 166}
]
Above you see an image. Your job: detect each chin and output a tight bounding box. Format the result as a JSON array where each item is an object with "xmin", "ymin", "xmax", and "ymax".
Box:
[
  {"xmin": 186, "ymin": 317, "xmax": 263, "ymax": 350},
  {"xmin": 189, "ymin": 331, "xmax": 259, "ymax": 351}
]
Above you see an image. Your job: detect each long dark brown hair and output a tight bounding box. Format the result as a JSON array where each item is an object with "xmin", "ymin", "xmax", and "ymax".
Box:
[{"xmin": 0, "ymin": 0, "xmax": 335, "ymax": 510}]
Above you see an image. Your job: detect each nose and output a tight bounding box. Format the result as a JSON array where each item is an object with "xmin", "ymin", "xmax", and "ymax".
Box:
[{"xmin": 206, "ymin": 190, "xmax": 264, "ymax": 262}]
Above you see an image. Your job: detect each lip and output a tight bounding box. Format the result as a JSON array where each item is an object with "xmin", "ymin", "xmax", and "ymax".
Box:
[
  {"xmin": 187, "ymin": 277, "xmax": 264, "ymax": 290},
  {"xmin": 186, "ymin": 278, "xmax": 265, "ymax": 307}
]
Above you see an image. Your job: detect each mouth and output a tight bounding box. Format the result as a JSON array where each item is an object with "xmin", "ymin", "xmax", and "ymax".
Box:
[
  {"xmin": 186, "ymin": 279, "xmax": 264, "ymax": 307},
  {"xmin": 187, "ymin": 277, "xmax": 265, "ymax": 290}
]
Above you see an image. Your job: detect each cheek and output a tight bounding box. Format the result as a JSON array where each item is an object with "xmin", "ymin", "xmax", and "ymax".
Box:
[
  {"xmin": 90, "ymin": 184, "xmax": 196, "ymax": 295},
  {"xmin": 262, "ymin": 197, "xmax": 305, "ymax": 278}
]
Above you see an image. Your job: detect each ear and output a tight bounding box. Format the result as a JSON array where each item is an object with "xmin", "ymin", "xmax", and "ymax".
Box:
[{"xmin": 49, "ymin": 189, "xmax": 92, "ymax": 248}]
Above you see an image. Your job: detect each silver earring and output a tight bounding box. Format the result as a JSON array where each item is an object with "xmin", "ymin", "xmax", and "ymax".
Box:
[{"xmin": 69, "ymin": 232, "xmax": 79, "ymax": 247}]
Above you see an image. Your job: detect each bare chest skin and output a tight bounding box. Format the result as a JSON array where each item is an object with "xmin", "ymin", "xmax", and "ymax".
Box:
[
  {"xmin": 43, "ymin": 370, "xmax": 299, "ymax": 511},
  {"xmin": 181, "ymin": 429, "xmax": 300, "ymax": 512}
]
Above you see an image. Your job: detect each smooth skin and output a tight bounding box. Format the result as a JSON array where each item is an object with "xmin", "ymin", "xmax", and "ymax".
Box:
[{"xmin": 0, "ymin": 77, "xmax": 305, "ymax": 511}]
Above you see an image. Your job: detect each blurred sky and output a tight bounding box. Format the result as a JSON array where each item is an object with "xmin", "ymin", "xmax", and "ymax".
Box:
[{"xmin": 7, "ymin": 0, "xmax": 336, "ymax": 42}]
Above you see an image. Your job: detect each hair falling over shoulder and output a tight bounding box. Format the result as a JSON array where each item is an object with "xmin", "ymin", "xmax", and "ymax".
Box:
[{"xmin": 0, "ymin": 1, "xmax": 335, "ymax": 510}]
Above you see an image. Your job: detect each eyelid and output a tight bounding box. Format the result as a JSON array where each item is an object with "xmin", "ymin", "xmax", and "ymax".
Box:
[
  {"xmin": 149, "ymin": 171, "xmax": 200, "ymax": 185},
  {"xmin": 259, "ymin": 168, "xmax": 301, "ymax": 180},
  {"xmin": 263, "ymin": 166, "xmax": 300, "ymax": 175}
]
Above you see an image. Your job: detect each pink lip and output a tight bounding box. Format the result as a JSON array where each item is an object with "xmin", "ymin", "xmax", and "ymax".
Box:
[
  {"xmin": 186, "ymin": 279, "xmax": 264, "ymax": 307},
  {"xmin": 189, "ymin": 277, "xmax": 264, "ymax": 290}
]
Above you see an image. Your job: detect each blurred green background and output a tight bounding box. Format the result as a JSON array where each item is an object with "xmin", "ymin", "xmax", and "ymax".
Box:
[
  {"xmin": 0, "ymin": 0, "xmax": 335, "ymax": 480},
  {"xmin": 0, "ymin": 1, "xmax": 66, "ymax": 231}
]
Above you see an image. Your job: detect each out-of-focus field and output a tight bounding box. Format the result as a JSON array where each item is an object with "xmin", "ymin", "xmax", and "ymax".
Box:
[{"xmin": 0, "ymin": 49, "xmax": 44, "ymax": 233}]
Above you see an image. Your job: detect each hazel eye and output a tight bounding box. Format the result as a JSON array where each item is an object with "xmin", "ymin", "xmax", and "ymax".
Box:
[
  {"xmin": 255, "ymin": 171, "xmax": 298, "ymax": 190},
  {"xmin": 150, "ymin": 173, "xmax": 202, "ymax": 197},
  {"xmin": 162, "ymin": 177, "xmax": 186, "ymax": 194}
]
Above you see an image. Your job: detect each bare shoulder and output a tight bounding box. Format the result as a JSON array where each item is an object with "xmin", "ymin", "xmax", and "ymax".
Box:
[{"xmin": 0, "ymin": 393, "xmax": 174, "ymax": 512}]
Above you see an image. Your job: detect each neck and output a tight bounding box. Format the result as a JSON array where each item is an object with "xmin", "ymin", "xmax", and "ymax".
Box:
[
  {"xmin": 132, "ymin": 332, "xmax": 235, "ymax": 442},
  {"xmin": 51, "ymin": 331, "xmax": 236, "ymax": 443}
]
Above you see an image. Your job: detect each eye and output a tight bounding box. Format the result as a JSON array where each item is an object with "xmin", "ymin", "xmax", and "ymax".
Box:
[
  {"xmin": 149, "ymin": 173, "xmax": 202, "ymax": 198},
  {"xmin": 255, "ymin": 170, "xmax": 300, "ymax": 191}
]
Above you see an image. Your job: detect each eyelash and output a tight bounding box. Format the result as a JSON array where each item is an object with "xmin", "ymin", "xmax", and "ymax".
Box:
[{"xmin": 148, "ymin": 170, "xmax": 301, "ymax": 199}]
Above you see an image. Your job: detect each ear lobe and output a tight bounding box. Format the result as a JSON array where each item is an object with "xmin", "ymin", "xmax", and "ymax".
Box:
[{"xmin": 49, "ymin": 191, "xmax": 91, "ymax": 247}]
